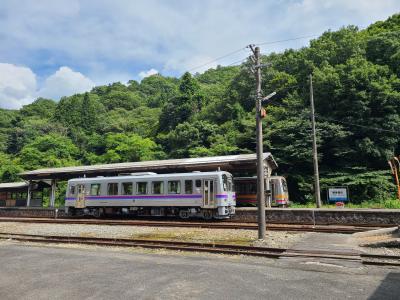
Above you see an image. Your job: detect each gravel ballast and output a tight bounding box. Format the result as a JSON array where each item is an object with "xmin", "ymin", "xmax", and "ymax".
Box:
[{"xmin": 0, "ymin": 222, "xmax": 304, "ymax": 248}]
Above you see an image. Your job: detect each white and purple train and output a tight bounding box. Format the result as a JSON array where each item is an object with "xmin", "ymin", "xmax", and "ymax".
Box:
[{"xmin": 65, "ymin": 171, "xmax": 236, "ymax": 219}]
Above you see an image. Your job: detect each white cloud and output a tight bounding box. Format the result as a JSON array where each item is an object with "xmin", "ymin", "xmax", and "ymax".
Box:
[
  {"xmin": 138, "ymin": 68, "xmax": 159, "ymax": 80},
  {"xmin": 0, "ymin": 0, "xmax": 399, "ymax": 107},
  {"xmin": 1, "ymin": 0, "xmax": 399, "ymax": 78},
  {"xmin": 38, "ymin": 66, "xmax": 94, "ymax": 100},
  {"xmin": 0, "ymin": 64, "xmax": 94, "ymax": 109},
  {"xmin": 0, "ymin": 63, "xmax": 37, "ymax": 109}
]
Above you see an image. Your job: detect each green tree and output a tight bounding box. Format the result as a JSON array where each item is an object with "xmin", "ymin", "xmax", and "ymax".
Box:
[
  {"xmin": 158, "ymin": 72, "xmax": 205, "ymax": 131},
  {"xmin": 80, "ymin": 92, "xmax": 104, "ymax": 133},
  {"xmin": 18, "ymin": 134, "xmax": 79, "ymax": 170},
  {"xmin": 20, "ymin": 98, "xmax": 57, "ymax": 118},
  {"xmin": 101, "ymin": 90, "xmax": 142, "ymax": 110},
  {"xmin": 0, "ymin": 152, "xmax": 23, "ymax": 182},
  {"xmin": 94, "ymin": 133, "xmax": 165, "ymax": 163}
]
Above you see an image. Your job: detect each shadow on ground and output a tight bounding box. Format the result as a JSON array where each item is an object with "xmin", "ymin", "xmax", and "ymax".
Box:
[{"xmin": 368, "ymin": 272, "xmax": 400, "ymax": 300}]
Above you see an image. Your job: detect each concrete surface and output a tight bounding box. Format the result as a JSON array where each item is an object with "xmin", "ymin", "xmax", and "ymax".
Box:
[
  {"xmin": 283, "ymin": 232, "xmax": 361, "ymax": 268},
  {"xmin": 0, "ymin": 242, "xmax": 399, "ymax": 300}
]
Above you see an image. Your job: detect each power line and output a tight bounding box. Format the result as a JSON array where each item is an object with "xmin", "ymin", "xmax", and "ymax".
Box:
[
  {"xmin": 226, "ymin": 57, "xmax": 248, "ymax": 67},
  {"xmin": 255, "ymin": 34, "xmax": 318, "ymax": 46},
  {"xmin": 185, "ymin": 29, "xmax": 400, "ymax": 75},
  {"xmin": 186, "ymin": 34, "xmax": 320, "ymax": 74},
  {"xmin": 187, "ymin": 47, "xmax": 247, "ymax": 72}
]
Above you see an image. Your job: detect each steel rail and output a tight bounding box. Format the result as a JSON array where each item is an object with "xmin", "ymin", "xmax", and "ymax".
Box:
[
  {"xmin": 0, "ymin": 218, "xmax": 380, "ymax": 234},
  {"xmin": 1, "ymin": 232, "xmax": 399, "ymax": 266}
]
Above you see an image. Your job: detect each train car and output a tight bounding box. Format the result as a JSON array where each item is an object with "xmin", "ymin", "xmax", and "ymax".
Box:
[
  {"xmin": 65, "ymin": 171, "xmax": 235, "ymax": 219},
  {"xmin": 234, "ymin": 176, "xmax": 289, "ymax": 207}
]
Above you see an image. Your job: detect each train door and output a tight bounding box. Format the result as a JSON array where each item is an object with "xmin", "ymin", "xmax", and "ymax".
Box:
[
  {"xmin": 75, "ymin": 184, "xmax": 86, "ymax": 208},
  {"xmin": 270, "ymin": 179, "xmax": 277, "ymax": 206},
  {"xmin": 203, "ymin": 179, "xmax": 215, "ymax": 208}
]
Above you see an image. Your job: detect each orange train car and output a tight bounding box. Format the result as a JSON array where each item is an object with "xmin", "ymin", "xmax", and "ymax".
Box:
[{"xmin": 234, "ymin": 176, "xmax": 289, "ymax": 207}]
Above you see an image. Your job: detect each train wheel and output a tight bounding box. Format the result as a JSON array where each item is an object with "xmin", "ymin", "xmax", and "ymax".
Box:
[
  {"xmin": 67, "ymin": 208, "xmax": 75, "ymax": 217},
  {"xmin": 202, "ymin": 210, "xmax": 213, "ymax": 220},
  {"xmin": 179, "ymin": 210, "xmax": 190, "ymax": 219},
  {"xmin": 93, "ymin": 209, "xmax": 101, "ymax": 218}
]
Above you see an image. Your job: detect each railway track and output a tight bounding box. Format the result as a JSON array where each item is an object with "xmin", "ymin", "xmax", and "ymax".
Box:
[
  {"xmin": 0, "ymin": 217, "xmax": 380, "ymax": 233},
  {"xmin": 0, "ymin": 232, "xmax": 398, "ymax": 266}
]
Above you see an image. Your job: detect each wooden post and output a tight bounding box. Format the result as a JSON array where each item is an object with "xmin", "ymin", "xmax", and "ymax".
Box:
[
  {"xmin": 388, "ymin": 159, "xmax": 400, "ymax": 200},
  {"xmin": 310, "ymin": 74, "xmax": 322, "ymax": 208},
  {"xmin": 249, "ymin": 45, "xmax": 266, "ymax": 239}
]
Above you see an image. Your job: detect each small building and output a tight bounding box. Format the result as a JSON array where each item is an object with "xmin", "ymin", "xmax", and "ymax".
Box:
[{"xmin": 0, "ymin": 181, "xmax": 49, "ymax": 207}]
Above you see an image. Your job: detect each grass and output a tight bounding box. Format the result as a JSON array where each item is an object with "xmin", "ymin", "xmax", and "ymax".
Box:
[
  {"xmin": 290, "ymin": 199, "xmax": 400, "ymax": 209},
  {"xmin": 130, "ymin": 229, "xmax": 255, "ymax": 246}
]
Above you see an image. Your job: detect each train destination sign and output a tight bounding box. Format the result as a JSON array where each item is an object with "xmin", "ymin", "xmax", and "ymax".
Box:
[{"xmin": 327, "ymin": 187, "xmax": 349, "ymax": 202}]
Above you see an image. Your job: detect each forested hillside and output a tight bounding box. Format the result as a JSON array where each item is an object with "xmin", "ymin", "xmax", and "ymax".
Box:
[{"xmin": 1, "ymin": 14, "xmax": 400, "ymax": 203}]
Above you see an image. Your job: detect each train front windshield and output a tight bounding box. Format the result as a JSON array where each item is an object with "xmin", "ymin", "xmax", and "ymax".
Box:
[
  {"xmin": 222, "ymin": 174, "xmax": 234, "ymax": 192},
  {"xmin": 282, "ymin": 178, "xmax": 288, "ymax": 192}
]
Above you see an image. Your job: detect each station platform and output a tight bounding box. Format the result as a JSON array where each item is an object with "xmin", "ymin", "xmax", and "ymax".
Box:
[
  {"xmin": 235, "ymin": 207, "xmax": 400, "ymax": 226},
  {"xmin": 0, "ymin": 206, "xmax": 398, "ymax": 226}
]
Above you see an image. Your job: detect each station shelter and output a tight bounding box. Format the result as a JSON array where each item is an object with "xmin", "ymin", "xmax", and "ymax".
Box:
[
  {"xmin": 0, "ymin": 153, "xmax": 277, "ymax": 207},
  {"xmin": 0, "ymin": 181, "xmax": 50, "ymax": 207}
]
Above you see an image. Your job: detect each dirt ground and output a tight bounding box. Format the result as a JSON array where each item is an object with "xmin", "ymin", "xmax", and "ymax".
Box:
[{"xmin": 353, "ymin": 228, "xmax": 400, "ymax": 256}]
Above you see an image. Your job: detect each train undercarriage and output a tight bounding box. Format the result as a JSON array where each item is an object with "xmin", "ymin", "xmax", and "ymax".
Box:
[{"xmin": 66, "ymin": 206, "xmax": 235, "ymax": 220}]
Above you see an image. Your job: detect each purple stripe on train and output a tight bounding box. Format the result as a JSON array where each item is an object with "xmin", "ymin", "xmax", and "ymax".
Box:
[{"xmin": 65, "ymin": 194, "xmax": 234, "ymax": 201}]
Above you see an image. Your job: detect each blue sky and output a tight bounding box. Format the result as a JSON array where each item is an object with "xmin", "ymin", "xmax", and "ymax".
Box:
[{"xmin": 0, "ymin": 0, "xmax": 399, "ymax": 109}]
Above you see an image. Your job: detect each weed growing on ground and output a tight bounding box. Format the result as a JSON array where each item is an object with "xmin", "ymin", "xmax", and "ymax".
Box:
[{"xmin": 290, "ymin": 199, "xmax": 400, "ymax": 209}]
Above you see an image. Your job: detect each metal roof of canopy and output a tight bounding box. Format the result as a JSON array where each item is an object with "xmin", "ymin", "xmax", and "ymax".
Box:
[
  {"xmin": 19, "ymin": 153, "xmax": 277, "ymax": 181},
  {"xmin": 0, "ymin": 181, "xmax": 50, "ymax": 192},
  {"xmin": 0, "ymin": 182, "xmax": 29, "ymax": 191}
]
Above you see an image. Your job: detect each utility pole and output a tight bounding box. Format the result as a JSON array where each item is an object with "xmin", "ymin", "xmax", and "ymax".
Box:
[
  {"xmin": 249, "ymin": 45, "xmax": 266, "ymax": 239},
  {"xmin": 389, "ymin": 157, "xmax": 400, "ymax": 200},
  {"xmin": 309, "ymin": 74, "xmax": 322, "ymax": 208}
]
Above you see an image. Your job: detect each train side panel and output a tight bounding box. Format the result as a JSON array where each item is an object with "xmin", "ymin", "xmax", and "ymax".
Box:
[{"xmin": 65, "ymin": 171, "xmax": 235, "ymax": 219}]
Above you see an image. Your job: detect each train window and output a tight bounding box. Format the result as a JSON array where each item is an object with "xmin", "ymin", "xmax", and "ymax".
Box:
[
  {"xmin": 195, "ymin": 180, "xmax": 201, "ymax": 188},
  {"xmin": 136, "ymin": 182, "xmax": 148, "ymax": 195},
  {"xmin": 234, "ymin": 182, "xmax": 241, "ymax": 193},
  {"xmin": 107, "ymin": 183, "xmax": 118, "ymax": 195},
  {"xmin": 185, "ymin": 180, "xmax": 193, "ymax": 194},
  {"xmin": 122, "ymin": 182, "xmax": 133, "ymax": 195},
  {"xmin": 227, "ymin": 176, "xmax": 233, "ymax": 192},
  {"xmin": 222, "ymin": 174, "xmax": 228, "ymax": 191},
  {"xmin": 69, "ymin": 185, "xmax": 76, "ymax": 195},
  {"xmin": 168, "ymin": 181, "xmax": 181, "ymax": 194},
  {"xmin": 271, "ymin": 182, "xmax": 276, "ymax": 198},
  {"xmin": 249, "ymin": 182, "xmax": 257, "ymax": 194},
  {"xmin": 282, "ymin": 179, "xmax": 288, "ymax": 192},
  {"xmin": 90, "ymin": 184, "xmax": 101, "ymax": 196},
  {"xmin": 77, "ymin": 185, "xmax": 85, "ymax": 194},
  {"xmin": 152, "ymin": 181, "xmax": 164, "ymax": 194}
]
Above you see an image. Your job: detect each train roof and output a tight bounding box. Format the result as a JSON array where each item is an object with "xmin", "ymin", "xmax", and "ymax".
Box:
[{"xmin": 68, "ymin": 171, "xmax": 231, "ymax": 183}]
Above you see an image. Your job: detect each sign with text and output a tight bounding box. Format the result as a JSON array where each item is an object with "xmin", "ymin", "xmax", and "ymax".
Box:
[{"xmin": 328, "ymin": 187, "xmax": 349, "ymax": 202}]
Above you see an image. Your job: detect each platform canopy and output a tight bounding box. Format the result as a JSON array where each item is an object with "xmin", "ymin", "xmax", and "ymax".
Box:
[
  {"xmin": 0, "ymin": 181, "xmax": 50, "ymax": 192},
  {"xmin": 19, "ymin": 153, "xmax": 277, "ymax": 181},
  {"xmin": 0, "ymin": 182, "xmax": 29, "ymax": 192}
]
